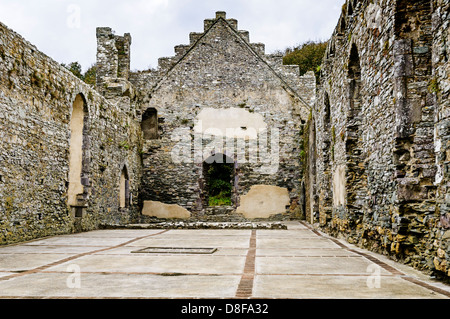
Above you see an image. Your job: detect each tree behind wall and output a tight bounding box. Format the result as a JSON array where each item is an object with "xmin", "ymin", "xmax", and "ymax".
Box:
[
  {"xmin": 62, "ymin": 62, "xmax": 97, "ymax": 86},
  {"xmin": 282, "ymin": 41, "xmax": 328, "ymax": 80}
]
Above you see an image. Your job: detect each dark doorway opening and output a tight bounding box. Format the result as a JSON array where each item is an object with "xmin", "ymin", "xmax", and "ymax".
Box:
[
  {"xmin": 203, "ymin": 153, "xmax": 234, "ymax": 207},
  {"xmin": 142, "ymin": 108, "xmax": 158, "ymax": 140}
]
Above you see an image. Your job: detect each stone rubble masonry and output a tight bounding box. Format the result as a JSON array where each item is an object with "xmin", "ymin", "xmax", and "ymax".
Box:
[
  {"xmin": 128, "ymin": 12, "xmax": 314, "ymax": 221},
  {"xmin": 311, "ymin": 0, "xmax": 450, "ymax": 280},
  {"xmin": 0, "ymin": 3, "xmax": 449, "ymax": 284},
  {"xmin": 0, "ymin": 11, "xmax": 312, "ymax": 246},
  {"xmin": 0, "ymin": 20, "xmax": 141, "ymax": 245},
  {"xmin": 96, "ymin": 27, "xmax": 132, "ymax": 89}
]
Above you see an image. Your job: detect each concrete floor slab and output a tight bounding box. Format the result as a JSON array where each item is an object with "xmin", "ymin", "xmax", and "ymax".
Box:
[
  {"xmin": 0, "ymin": 221, "xmax": 448, "ymax": 299},
  {"xmin": 129, "ymin": 237, "xmax": 251, "ymax": 249},
  {"xmin": 21, "ymin": 236, "xmax": 130, "ymax": 247},
  {"xmin": 93, "ymin": 246, "xmax": 247, "ymax": 257},
  {"xmin": 65, "ymin": 229, "xmax": 165, "ymax": 238},
  {"xmin": 46, "ymin": 254, "xmax": 246, "ymax": 275},
  {"xmin": 256, "ymin": 248, "xmax": 359, "ymax": 257},
  {"xmin": 158, "ymin": 229, "xmax": 252, "ymax": 237},
  {"xmin": 0, "ymin": 273, "xmax": 241, "ymax": 298},
  {"xmin": 256, "ymin": 229, "xmax": 318, "ymax": 238},
  {"xmin": 0, "ymin": 244, "xmax": 107, "ymax": 255},
  {"xmin": 0, "ymin": 253, "xmax": 74, "ymax": 272},
  {"xmin": 253, "ymin": 275, "xmax": 448, "ymax": 299},
  {"xmin": 257, "ymin": 237, "xmax": 341, "ymax": 249},
  {"xmin": 256, "ymin": 256, "xmax": 392, "ymax": 275}
]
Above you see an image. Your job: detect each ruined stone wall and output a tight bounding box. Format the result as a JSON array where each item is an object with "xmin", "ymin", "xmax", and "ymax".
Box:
[
  {"xmin": 432, "ymin": 0, "xmax": 450, "ymax": 278},
  {"xmin": 129, "ymin": 13, "xmax": 314, "ymax": 221},
  {"xmin": 0, "ymin": 21, "xmax": 141, "ymax": 244},
  {"xmin": 312, "ymin": 0, "xmax": 450, "ymax": 279}
]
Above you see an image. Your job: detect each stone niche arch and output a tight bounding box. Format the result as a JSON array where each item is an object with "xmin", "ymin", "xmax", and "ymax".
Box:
[
  {"xmin": 320, "ymin": 92, "xmax": 333, "ymax": 224},
  {"xmin": 141, "ymin": 107, "xmax": 158, "ymax": 140},
  {"xmin": 68, "ymin": 93, "xmax": 89, "ymax": 214},
  {"xmin": 119, "ymin": 164, "xmax": 130, "ymax": 209},
  {"xmin": 347, "ymin": 0, "xmax": 354, "ymax": 16},
  {"xmin": 307, "ymin": 117, "xmax": 318, "ymax": 223},
  {"xmin": 324, "ymin": 91, "xmax": 331, "ymax": 125},
  {"xmin": 348, "ymin": 43, "xmax": 362, "ymax": 117},
  {"xmin": 338, "ymin": 16, "xmax": 346, "ymax": 36},
  {"xmin": 345, "ymin": 43, "xmax": 367, "ymax": 219}
]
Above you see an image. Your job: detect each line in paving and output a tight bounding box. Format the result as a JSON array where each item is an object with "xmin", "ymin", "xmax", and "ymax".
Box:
[
  {"xmin": 0, "ymin": 229, "xmax": 169, "ymax": 282},
  {"xmin": 300, "ymin": 221, "xmax": 450, "ymax": 298},
  {"xmin": 235, "ymin": 230, "xmax": 256, "ymax": 298}
]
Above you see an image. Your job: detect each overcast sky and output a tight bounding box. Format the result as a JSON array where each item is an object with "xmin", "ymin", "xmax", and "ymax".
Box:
[{"xmin": 0, "ymin": 0, "xmax": 344, "ymax": 72}]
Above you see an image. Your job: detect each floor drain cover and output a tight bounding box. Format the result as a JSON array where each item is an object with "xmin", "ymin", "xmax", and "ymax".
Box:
[{"xmin": 131, "ymin": 247, "xmax": 217, "ymax": 254}]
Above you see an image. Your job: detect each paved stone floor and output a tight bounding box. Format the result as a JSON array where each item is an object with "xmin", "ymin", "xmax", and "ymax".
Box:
[{"xmin": 0, "ymin": 221, "xmax": 449, "ymax": 299}]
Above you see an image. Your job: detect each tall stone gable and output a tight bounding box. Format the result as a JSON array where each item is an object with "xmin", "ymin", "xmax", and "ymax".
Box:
[{"xmin": 127, "ymin": 12, "xmax": 315, "ymax": 221}]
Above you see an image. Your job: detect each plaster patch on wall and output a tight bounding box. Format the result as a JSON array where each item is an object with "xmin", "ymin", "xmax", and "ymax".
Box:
[
  {"xmin": 194, "ymin": 107, "xmax": 267, "ymax": 139},
  {"xmin": 67, "ymin": 94, "xmax": 85, "ymax": 207},
  {"xmin": 236, "ymin": 185, "xmax": 290, "ymax": 218},
  {"xmin": 333, "ymin": 165, "xmax": 346, "ymax": 207},
  {"xmin": 142, "ymin": 201, "xmax": 191, "ymax": 219}
]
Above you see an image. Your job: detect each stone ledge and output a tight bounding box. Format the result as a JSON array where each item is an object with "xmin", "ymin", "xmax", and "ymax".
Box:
[{"xmin": 101, "ymin": 221, "xmax": 287, "ymax": 230}]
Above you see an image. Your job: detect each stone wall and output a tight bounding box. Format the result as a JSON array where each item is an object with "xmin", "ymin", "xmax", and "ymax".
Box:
[
  {"xmin": 432, "ymin": 0, "xmax": 450, "ymax": 278},
  {"xmin": 2, "ymin": 2, "xmax": 448, "ymax": 282},
  {"xmin": 128, "ymin": 12, "xmax": 314, "ymax": 221},
  {"xmin": 311, "ymin": 0, "xmax": 450, "ymax": 279},
  {"xmin": 0, "ymin": 21, "xmax": 141, "ymax": 244}
]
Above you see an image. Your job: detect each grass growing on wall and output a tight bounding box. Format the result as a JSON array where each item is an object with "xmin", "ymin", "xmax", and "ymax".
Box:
[{"xmin": 208, "ymin": 191, "xmax": 232, "ymax": 206}]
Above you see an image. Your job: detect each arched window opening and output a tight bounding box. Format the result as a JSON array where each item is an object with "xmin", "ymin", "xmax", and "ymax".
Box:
[
  {"xmin": 329, "ymin": 40, "xmax": 335, "ymax": 57},
  {"xmin": 338, "ymin": 17, "xmax": 346, "ymax": 35},
  {"xmin": 308, "ymin": 118, "xmax": 319, "ymax": 224},
  {"xmin": 347, "ymin": 1, "xmax": 354, "ymax": 16},
  {"xmin": 119, "ymin": 166, "xmax": 130, "ymax": 209},
  {"xmin": 348, "ymin": 43, "xmax": 362, "ymax": 117},
  {"xmin": 68, "ymin": 94, "xmax": 86, "ymax": 208},
  {"xmin": 348, "ymin": 44, "xmax": 361, "ymax": 79},
  {"xmin": 142, "ymin": 108, "xmax": 158, "ymax": 140},
  {"xmin": 324, "ymin": 92, "xmax": 331, "ymax": 125},
  {"xmin": 321, "ymin": 92, "xmax": 333, "ymax": 222},
  {"xmin": 345, "ymin": 43, "xmax": 367, "ymax": 218}
]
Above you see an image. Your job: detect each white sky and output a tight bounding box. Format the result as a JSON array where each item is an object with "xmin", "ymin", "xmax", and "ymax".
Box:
[{"xmin": 0, "ymin": 0, "xmax": 345, "ymax": 72}]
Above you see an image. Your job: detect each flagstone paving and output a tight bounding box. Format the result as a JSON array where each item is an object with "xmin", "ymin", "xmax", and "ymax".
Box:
[{"xmin": 0, "ymin": 221, "xmax": 449, "ymax": 299}]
